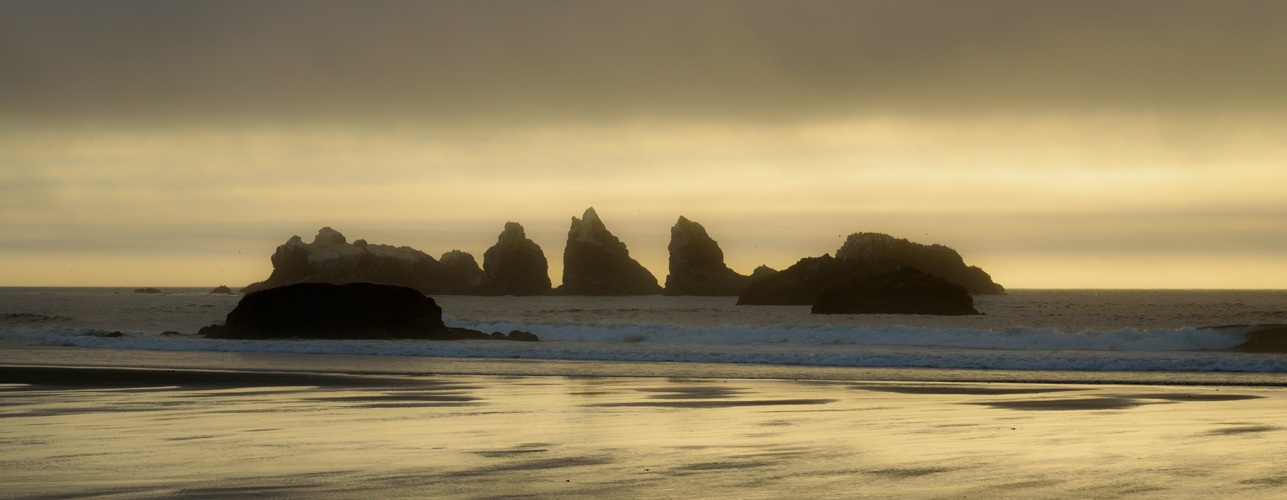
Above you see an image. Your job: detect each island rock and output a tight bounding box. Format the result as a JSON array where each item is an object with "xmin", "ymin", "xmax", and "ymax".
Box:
[
  {"xmin": 736, "ymin": 254, "xmax": 903, "ymax": 305},
  {"xmin": 836, "ymin": 233, "xmax": 1004, "ymax": 294},
  {"xmin": 663, "ymin": 216, "xmax": 750, "ymax": 296},
  {"xmin": 198, "ymin": 282, "xmax": 538, "ymax": 341},
  {"xmin": 811, "ymin": 267, "xmax": 981, "ymax": 315},
  {"xmin": 209, "ymin": 285, "xmax": 233, "ymax": 294},
  {"xmin": 557, "ymin": 208, "xmax": 663, "ymax": 295},
  {"xmin": 240, "ymin": 227, "xmax": 467, "ymax": 295},
  {"xmin": 475, "ymin": 222, "xmax": 553, "ymax": 296}
]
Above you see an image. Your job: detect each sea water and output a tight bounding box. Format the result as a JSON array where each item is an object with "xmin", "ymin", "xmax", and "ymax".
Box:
[{"xmin": 2, "ymin": 287, "xmax": 1285, "ymax": 381}]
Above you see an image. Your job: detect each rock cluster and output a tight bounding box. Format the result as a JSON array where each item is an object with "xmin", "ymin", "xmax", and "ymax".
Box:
[
  {"xmin": 476, "ymin": 222, "xmax": 552, "ymax": 296},
  {"xmin": 663, "ymin": 216, "xmax": 751, "ymax": 296},
  {"xmin": 557, "ymin": 208, "xmax": 662, "ymax": 295},
  {"xmin": 199, "ymin": 282, "xmax": 538, "ymax": 341},
  {"xmin": 812, "ymin": 267, "xmax": 980, "ymax": 315},
  {"xmin": 240, "ymin": 227, "xmax": 474, "ymax": 295}
]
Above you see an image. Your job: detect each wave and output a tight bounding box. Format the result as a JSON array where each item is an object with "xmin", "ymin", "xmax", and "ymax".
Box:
[
  {"xmin": 2, "ymin": 323, "xmax": 1284, "ymax": 373},
  {"xmin": 0, "ymin": 312, "xmax": 75, "ymax": 326},
  {"xmin": 443, "ymin": 316, "xmax": 1250, "ymax": 351}
]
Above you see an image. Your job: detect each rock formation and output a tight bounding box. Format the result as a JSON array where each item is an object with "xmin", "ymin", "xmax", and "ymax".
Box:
[
  {"xmin": 750, "ymin": 265, "xmax": 779, "ymax": 282},
  {"xmin": 557, "ymin": 207, "xmax": 663, "ymax": 296},
  {"xmin": 475, "ymin": 222, "xmax": 553, "ymax": 296},
  {"xmin": 812, "ymin": 267, "xmax": 981, "ymax": 315},
  {"xmin": 836, "ymin": 233, "xmax": 1004, "ymax": 294},
  {"xmin": 209, "ymin": 285, "xmax": 233, "ymax": 294},
  {"xmin": 663, "ymin": 216, "xmax": 750, "ymax": 296},
  {"xmin": 439, "ymin": 250, "xmax": 483, "ymax": 288},
  {"xmin": 199, "ymin": 282, "xmax": 538, "ymax": 341},
  {"xmin": 134, "ymin": 288, "xmax": 161, "ymax": 294},
  {"xmin": 240, "ymin": 227, "xmax": 469, "ymax": 295},
  {"xmin": 736, "ymin": 254, "xmax": 904, "ymax": 305}
]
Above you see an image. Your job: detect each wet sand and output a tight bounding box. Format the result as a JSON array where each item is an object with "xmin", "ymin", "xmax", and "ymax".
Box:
[{"xmin": 3, "ymin": 364, "xmax": 1287, "ymax": 499}]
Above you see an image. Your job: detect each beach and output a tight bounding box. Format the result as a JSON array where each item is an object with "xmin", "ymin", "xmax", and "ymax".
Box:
[{"xmin": 4, "ymin": 359, "xmax": 1287, "ymax": 499}]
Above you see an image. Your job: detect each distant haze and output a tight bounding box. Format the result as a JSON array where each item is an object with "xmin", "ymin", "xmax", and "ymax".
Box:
[{"xmin": 2, "ymin": 1, "xmax": 1286, "ymax": 288}]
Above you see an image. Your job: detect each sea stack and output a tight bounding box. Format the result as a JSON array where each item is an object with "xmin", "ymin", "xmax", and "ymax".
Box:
[
  {"xmin": 812, "ymin": 267, "xmax": 981, "ymax": 315},
  {"xmin": 557, "ymin": 207, "xmax": 663, "ymax": 295},
  {"xmin": 663, "ymin": 216, "xmax": 750, "ymax": 296},
  {"xmin": 736, "ymin": 254, "xmax": 904, "ymax": 305},
  {"xmin": 475, "ymin": 222, "xmax": 553, "ymax": 296},
  {"xmin": 836, "ymin": 233, "xmax": 1004, "ymax": 294},
  {"xmin": 240, "ymin": 227, "xmax": 467, "ymax": 295},
  {"xmin": 439, "ymin": 250, "xmax": 484, "ymax": 288}
]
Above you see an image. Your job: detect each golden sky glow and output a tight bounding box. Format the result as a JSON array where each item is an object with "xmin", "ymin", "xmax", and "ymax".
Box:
[{"xmin": 2, "ymin": 1, "xmax": 1285, "ymax": 288}]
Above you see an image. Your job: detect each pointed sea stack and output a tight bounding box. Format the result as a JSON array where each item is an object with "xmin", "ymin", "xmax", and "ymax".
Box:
[
  {"xmin": 836, "ymin": 233, "xmax": 1004, "ymax": 294},
  {"xmin": 440, "ymin": 250, "xmax": 483, "ymax": 288},
  {"xmin": 240, "ymin": 227, "xmax": 466, "ymax": 295},
  {"xmin": 475, "ymin": 222, "xmax": 553, "ymax": 296},
  {"xmin": 557, "ymin": 208, "xmax": 663, "ymax": 295},
  {"xmin": 663, "ymin": 216, "xmax": 750, "ymax": 296}
]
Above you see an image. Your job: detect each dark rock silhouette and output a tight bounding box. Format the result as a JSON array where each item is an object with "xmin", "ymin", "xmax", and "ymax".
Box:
[
  {"xmin": 475, "ymin": 222, "xmax": 553, "ymax": 296},
  {"xmin": 812, "ymin": 267, "xmax": 981, "ymax": 315},
  {"xmin": 663, "ymin": 216, "xmax": 750, "ymax": 296},
  {"xmin": 240, "ymin": 227, "xmax": 468, "ymax": 295},
  {"xmin": 134, "ymin": 288, "xmax": 161, "ymax": 294},
  {"xmin": 736, "ymin": 254, "xmax": 904, "ymax": 305},
  {"xmin": 199, "ymin": 282, "xmax": 538, "ymax": 341},
  {"xmin": 836, "ymin": 233, "xmax": 1004, "ymax": 294},
  {"xmin": 557, "ymin": 207, "xmax": 663, "ymax": 296},
  {"xmin": 440, "ymin": 250, "xmax": 483, "ymax": 287},
  {"xmin": 750, "ymin": 265, "xmax": 778, "ymax": 282},
  {"xmin": 209, "ymin": 285, "xmax": 233, "ymax": 294}
]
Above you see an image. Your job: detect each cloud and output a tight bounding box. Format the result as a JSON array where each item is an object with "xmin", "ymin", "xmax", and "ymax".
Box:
[{"xmin": 3, "ymin": 0, "xmax": 1286, "ymax": 125}]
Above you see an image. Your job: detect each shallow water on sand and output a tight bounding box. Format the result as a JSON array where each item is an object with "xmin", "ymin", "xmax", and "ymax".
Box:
[{"xmin": 3, "ymin": 366, "xmax": 1286, "ymax": 499}]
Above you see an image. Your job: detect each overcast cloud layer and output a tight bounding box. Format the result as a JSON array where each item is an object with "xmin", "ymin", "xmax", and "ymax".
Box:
[{"xmin": 4, "ymin": 0, "xmax": 1287, "ymax": 125}]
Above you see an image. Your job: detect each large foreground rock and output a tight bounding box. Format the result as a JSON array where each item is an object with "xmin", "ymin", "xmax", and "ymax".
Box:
[
  {"xmin": 812, "ymin": 267, "xmax": 980, "ymax": 315},
  {"xmin": 240, "ymin": 227, "xmax": 473, "ymax": 295},
  {"xmin": 199, "ymin": 282, "xmax": 537, "ymax": 341},
  {"xmin": 663, "ymin": 216, "xmax": 751, "ymax": 296},
  {"xmin": 557, "ymin": 208, "xmax": 663, "ymax": 295},
  {"xmin": 736, "ymin": 255, "xmax": 904, "ymax": 305},
  {"xmin": 836, "ymin": 233, "xmax": 1004, "ymax": 294},
  {"xmin": 476, "ymin": 222, "xmax": 552, "ymax": 296}
]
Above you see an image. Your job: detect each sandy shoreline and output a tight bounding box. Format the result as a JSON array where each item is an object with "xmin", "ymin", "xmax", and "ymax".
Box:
[{"xmin": 3, "ymin": 362, "xmax": 1287, "ymax": 499}]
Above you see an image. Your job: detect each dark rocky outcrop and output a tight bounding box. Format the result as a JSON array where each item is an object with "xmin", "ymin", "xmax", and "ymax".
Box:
[
  {"xmin": 475, "ymin": 222, "xmax": 553, "ymax": 296},
  {"xmin": 812, "ymin": 267, "xmax": 980, "ymax": 315},
  {"xmin": 750, "ymin": 265, "xmax": 778, "ymax": 282},
  {"xmin": 240, "ymin": 227, "xmax": 469, "ymax": 295},
  {"xmin": 134, "ymin": 288, "xmax": 162, "ymax": 294},
  {"xmin": 836, "ymin": 233, "xmax": 1004, "ymax": 294},
  {"xmin": 557, "ymin": 208, "xmax": 663, "ymax": 296},
  {"xmin": 736, "ymin": 254, "xmax": 904, "ymax": 305},
  {"xmin": 199, "ymin": 282, "xmax": 538, "ymax": 341},
  {"xmin": 440, "ymin": 250, "xmax": 483, "ymax": 288},
  {"xmin": 663, "ymin": 216, "xmax": 750, "ymax": 296},
  {"xmin": 210, "ymin": 285, "xmax": 233, "ymax": 294}
]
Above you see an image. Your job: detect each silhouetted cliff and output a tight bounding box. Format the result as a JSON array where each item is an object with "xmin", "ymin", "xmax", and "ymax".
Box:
[
  {"xmin": 736, "ymin": 254, "xmax": 904, "ymax": 305},
  {"xmin": 836, "ymin": 233, "xmax": 1004, "ymax": 294},
  {"xmin": 812, "ymin": 267, "xmax": 980, "ymax": 315},
  {"xmin": 557, "ymin": 208, "xmax": 663, "ymax": 295}
]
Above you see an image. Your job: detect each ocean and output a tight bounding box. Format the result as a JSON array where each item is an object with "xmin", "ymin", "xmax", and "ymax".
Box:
[
  {"xmin": 2, "ymin": 287, "xmax": 1286, "ymax": 381},
  {"xmin": 4, "ymin": 288, "xmax": 1287, "ymax": 498}
]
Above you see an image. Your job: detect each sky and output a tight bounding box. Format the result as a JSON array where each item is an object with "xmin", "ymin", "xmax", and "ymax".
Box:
[{"xmin": 2, "ymin": 0, "xmax": 1286, "ymax": 288}]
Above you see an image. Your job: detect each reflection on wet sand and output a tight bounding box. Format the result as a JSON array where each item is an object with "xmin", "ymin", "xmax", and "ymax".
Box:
[{"xmin": 2, "ymin": 366, "xmax": 1286, "ymax": 499}]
